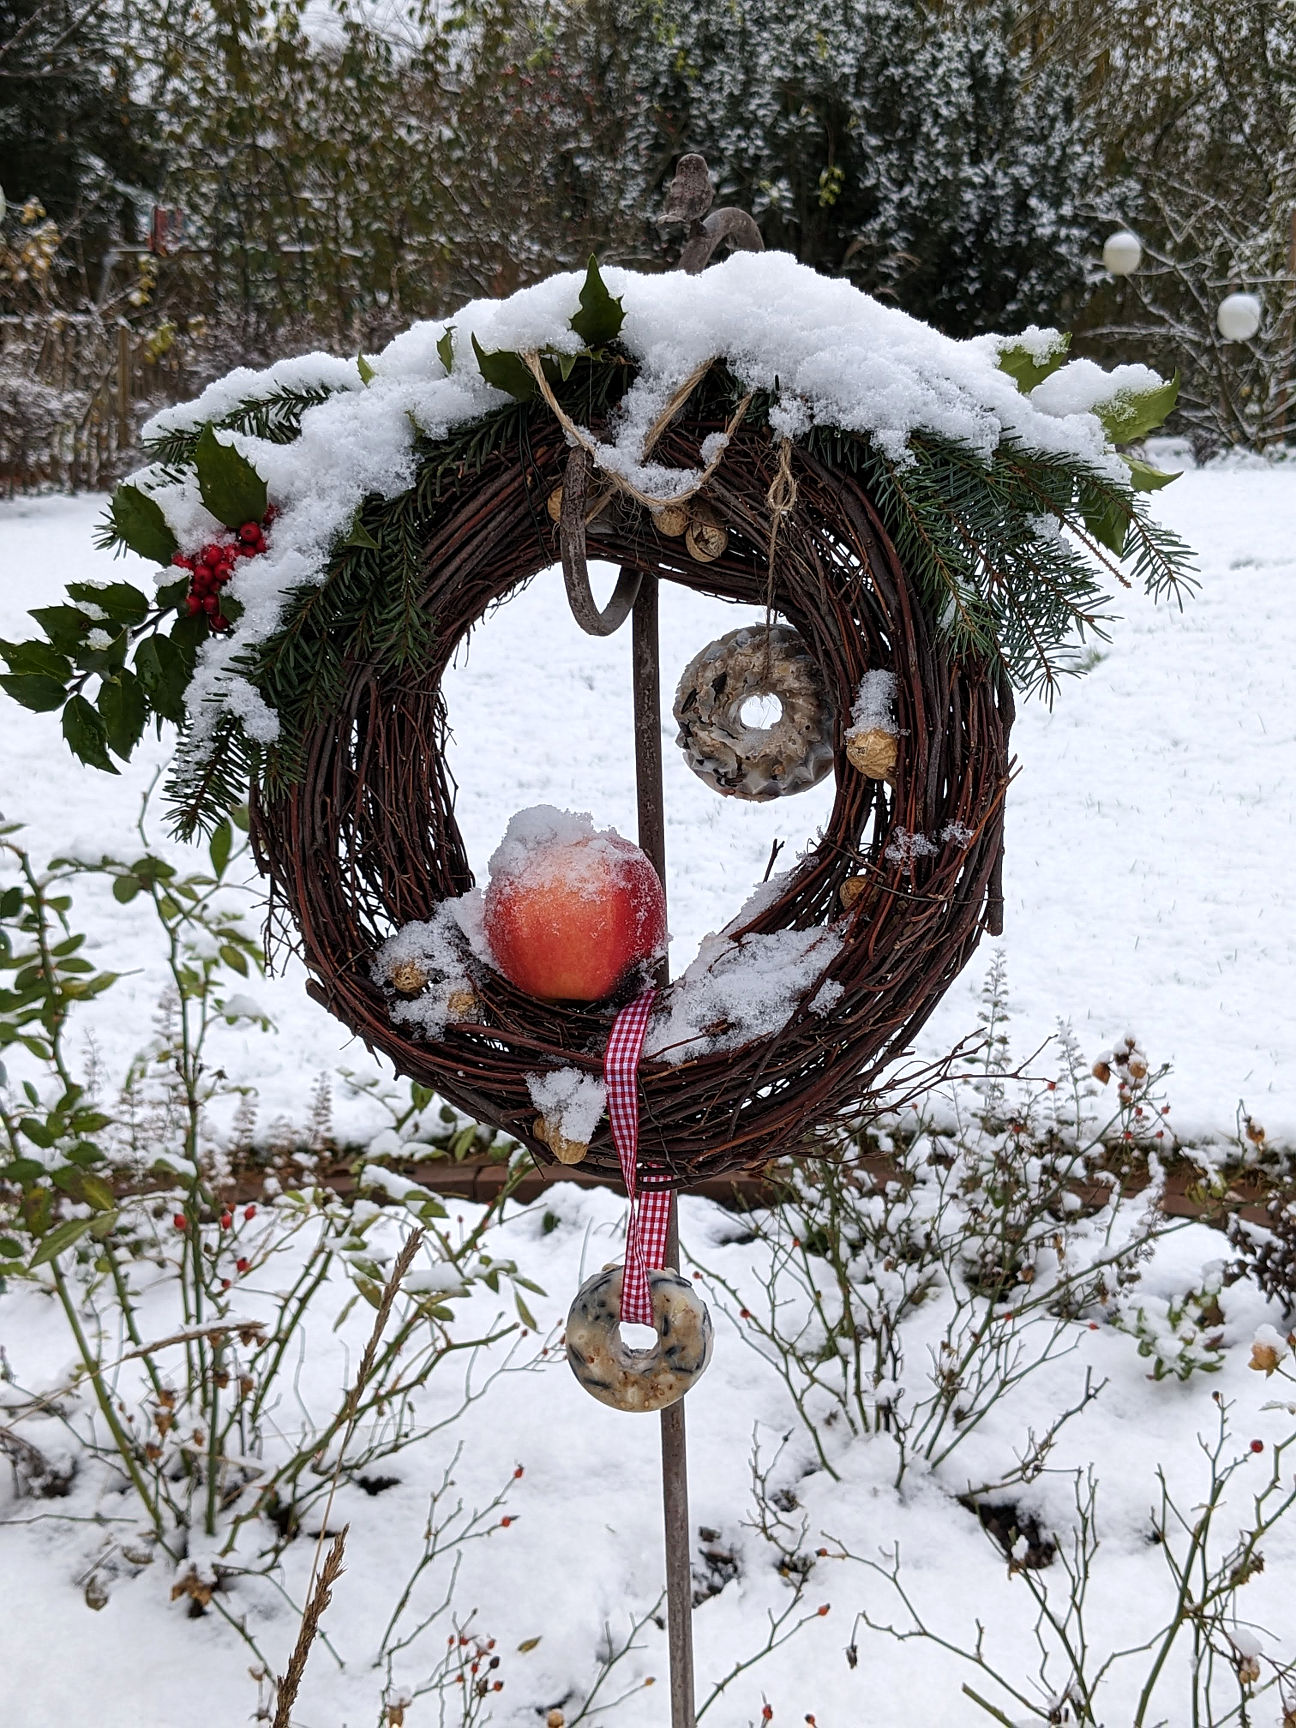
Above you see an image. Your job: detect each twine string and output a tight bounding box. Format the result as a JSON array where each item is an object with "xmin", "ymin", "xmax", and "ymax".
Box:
[
  {"xmin": 762, "ymin": 434, "xmax": 798, "ymax": 680},
  {"xmin": 522, "ymin": 350, "xmax": 753, "ymax": 513}
]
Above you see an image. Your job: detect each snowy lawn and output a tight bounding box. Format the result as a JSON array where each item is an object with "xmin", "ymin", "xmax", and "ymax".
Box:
[{"xmin": 0, "ymin": 465, "xmax": 1294, "ymax": 1728}]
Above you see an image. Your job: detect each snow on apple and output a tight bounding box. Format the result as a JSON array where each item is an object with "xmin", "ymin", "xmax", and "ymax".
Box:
[{"xmin": 482, "ymin": 805, "xmax": 666, "ymax": 1003}]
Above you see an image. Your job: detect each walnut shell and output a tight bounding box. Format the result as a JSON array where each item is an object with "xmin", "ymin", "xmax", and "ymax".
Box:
[
  {"xmin": 846, "ymin": 726, "xmax": 898, "ymax": 780},
  {"xmin": 685, "ymin": 502, "xmax": 727, "ymax": 563},
  {"xmin": 839, "ymin": 875, "xmax": 869, "ymax": 910},
  {"xmin": 445, "ymin": 988, "xmax": 482, "ymax": 1023},
  {"xmin": 389, "ymin": 959, "xmax": 429, "ymax": 995},
  {"xmin": 652, "ymin": 502, "xmax": 691, "ymax": 538},
  {"xmin": 534, "ymin": 1115, "xmax": 588, "ymax": 1166}
]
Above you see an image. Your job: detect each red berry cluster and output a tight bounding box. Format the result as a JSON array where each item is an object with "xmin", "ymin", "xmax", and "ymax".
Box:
[{"xmin": 172, "ymin": 511, "xmax": 274, "ymax": 632}]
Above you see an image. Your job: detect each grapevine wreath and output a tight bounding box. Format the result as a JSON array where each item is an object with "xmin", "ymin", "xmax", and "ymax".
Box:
[{"xmin": 3, "ymin": 250, "xmax": 1195, "ymax": 1188}]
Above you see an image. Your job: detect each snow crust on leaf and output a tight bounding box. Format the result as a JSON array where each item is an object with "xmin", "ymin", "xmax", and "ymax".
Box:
[{"xmin": 1028, "ymin": 358, "xmax": 1165, "ymax": 423}]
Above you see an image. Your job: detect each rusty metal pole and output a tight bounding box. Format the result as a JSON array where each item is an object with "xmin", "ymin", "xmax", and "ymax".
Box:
[{"xmin": 631, "ymin": 570, "xmax": 697, "ymax": 1728}]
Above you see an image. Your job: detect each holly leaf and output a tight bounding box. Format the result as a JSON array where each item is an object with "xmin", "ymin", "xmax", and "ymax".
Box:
[
  {"xmin": 570, "ymin": 255, "xmax": 625, "ymax": 348},
  {"xmin": 1080, "ymin": 486, "xmax": 1131, "ymax": 556},
  {"xmin": 357, "ymin": 352, "xmax": 375, "ymax": 384},
  {"xmin": 194, "ymin": 423, "xmax": 268, "ymax": 529},
  {"xmin": 1095, "ymin": 372, "xmax": 1180, "ymax": 445},
  {"xmin": 997, "ymin": 331, "xmax": 1070, "ymax": 393},
  {"xmin": 134, "ymin": 635, "xmax": 189, "ymax": 725},
  {"xmin": 73, "ymin": 627, "xmax": 127, "ymax": 675},
  {"xmin": 103, "ymin": 483, "xmax": 178, "ymax": 566},
  {"xmin": 1, "ymin": 638, "xmax": 71, "ymax": 680},
  {"xmin": 471, "ymin": 335, "xmax": 536, "ymax": 401},
  {"xmin": 31, "ymin": 606, "xmax": 92, "ymax": 654},
  {"xmin": 155, "ymin": 577, "xmax": 189, "ymax": 610},
  {"xmin": 169, "ymin": 610, "xmax": 207, "ymax": 668},
  {"xmin": 1123, "ymin": 454, "xmax": 1181, "ymax": 492},
  {"xmin": 437, "ymin": 326, "xmax": 455, "ymax": 374},
  {"xmin": 67, "ymin": 582, "xmax": 149, "ymax": 627},
  {"xmin": 0, "ymin": 673, "xmax": 69, "ymax": 712},
  {"xmin": 62, "ymin": 695, "xmax": 118, "ymax": 773},
  {"xmin": 98, "ymin": 671, "xmax": 148, "ymax": 761}
]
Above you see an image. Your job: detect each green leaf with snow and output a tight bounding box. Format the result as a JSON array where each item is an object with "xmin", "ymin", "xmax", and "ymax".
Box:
[
  {"xmin": 1095, "ymin": 372, "xmax": 1180, "ymax": 445},
  {"xmin": 1123, "ymin": 455, "xmax": 1180, "ymax": 492},
  {"xmin": 67, "ymin": 581, "xmax": 149, "ymax": 626},
  {"xmin": 471, "ymin": 335, "xmax": 536, "ymax": 401},
  {"xmin": 357, "ymin": 352, "xmax": 375, "ymax": 384},
  {"xmin": 194, "ymin": 423, "xmax": 268, "ymax": 529},
  {"xmin": 31, "ymin": 606, "xmax": 92, "ymax": 654},
  {"xmin": 436, "ymin": 326, "xmax": 455, "ymax": 374},
  {"xmin": 997, "ymin": 331, "xmax": 1070, "ymax": 393},
  {"xmin": 570, "ymin": 255, "xmax": 625, "ymax": 348},
  {"xmin": 103, "ymin": 483, "xmax": 178, "ymax": 566}
]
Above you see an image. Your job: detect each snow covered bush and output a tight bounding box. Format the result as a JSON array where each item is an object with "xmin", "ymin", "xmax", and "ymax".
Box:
[
  {"xmin": 1109, "ymin": 1273, "xmax": 1228, "ymax": 1383},
  {"xmin": 841, "ymin": 1400, "xmax": 1296, "ymax": 1726},
  {"xmin": 694, "ymin": 958, "xmax": 1178, "ymax": 1488},
  {"xmin": 1231, "ymin": 1186, "xmax": 1296, "ymax": 1323},
  {"xmin": 0, "ymin": 810, "xmax": 538, "ymax": 1643},
  {"xmin": 599, "ymin": 0, "xmax": 1101, "ymax": 335}
]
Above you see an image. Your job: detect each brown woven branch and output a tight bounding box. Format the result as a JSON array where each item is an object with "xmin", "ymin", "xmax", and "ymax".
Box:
[{"xmin": 251, "ymin": 412, "xmax": 1011, "ymax": 1184}]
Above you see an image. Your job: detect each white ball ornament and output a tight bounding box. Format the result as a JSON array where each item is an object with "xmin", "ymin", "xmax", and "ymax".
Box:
[
  {"xmin": 1217, "ymin": 292, "xmax": 1262, "ymax": 343},
  {"xmin": 1102, "ymin": 231, "xmax": 1142, "ymax": 276}
]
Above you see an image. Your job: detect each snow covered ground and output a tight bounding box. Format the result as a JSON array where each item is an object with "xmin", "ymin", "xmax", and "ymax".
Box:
[
  {"xmin": 1, "ymin": 466, "xmax": 1295, "ymax": 1728},
  {"xmin": 1, "ymin": 463, "xmax": 1293, "ymax": 1147}
]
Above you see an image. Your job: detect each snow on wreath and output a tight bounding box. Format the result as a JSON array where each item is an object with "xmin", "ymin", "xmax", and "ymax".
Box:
[{"xmin": 0, "ymin": 251, "xmax": 1194, "ymax": 836}]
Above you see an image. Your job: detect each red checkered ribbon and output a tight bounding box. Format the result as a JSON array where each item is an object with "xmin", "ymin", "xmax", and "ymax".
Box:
[{"xmin": 604, "ymin": 989, "xmax": 671, "ymax": 1327}]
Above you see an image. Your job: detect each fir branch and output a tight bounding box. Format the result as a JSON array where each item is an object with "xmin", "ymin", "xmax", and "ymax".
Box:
[{"xmin": 142, "ymin": 382, "xmax": 348, "ymax": 468}]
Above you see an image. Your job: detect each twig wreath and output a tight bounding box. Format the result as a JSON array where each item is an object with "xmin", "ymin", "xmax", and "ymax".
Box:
[{"xmin": 3, "ymin": 240, "xmax": 1195, "ymax": 1187}]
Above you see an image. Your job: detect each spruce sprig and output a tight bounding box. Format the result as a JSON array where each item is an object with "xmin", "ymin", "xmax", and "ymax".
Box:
[{"xmin": 141, "ymin": 381, "xmax": 348, "ymax": 470}]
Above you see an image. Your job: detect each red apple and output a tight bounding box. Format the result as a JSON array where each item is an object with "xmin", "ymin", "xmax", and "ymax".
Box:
[{"xmin": 483, "ymin": 825, "xmax": 666, "ymax": 1003}]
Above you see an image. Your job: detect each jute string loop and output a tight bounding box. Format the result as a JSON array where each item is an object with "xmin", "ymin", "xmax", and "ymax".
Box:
[
  {"xmin": 762, "ymin": 435, "xmax": 799, "ymax": 675},
  {"xmin": 521, "ymin": 351, "xmax": 753, "ymax": 512}
]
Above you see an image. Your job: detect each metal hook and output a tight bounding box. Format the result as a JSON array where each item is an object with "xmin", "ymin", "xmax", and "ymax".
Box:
[{"xmin": 559, "ymin": 446, "xmax": 643, "ymax": 636}]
